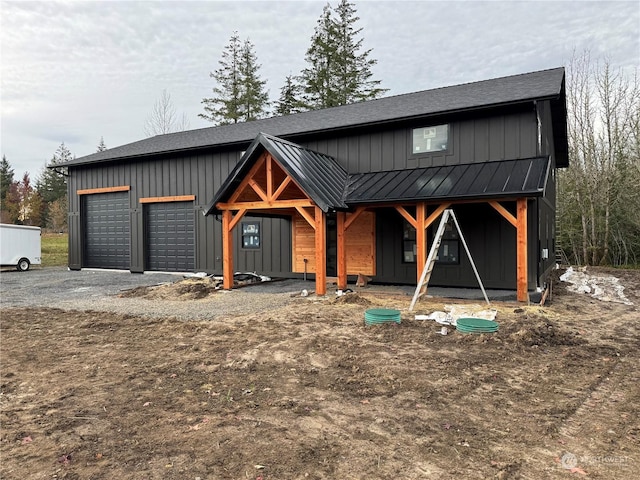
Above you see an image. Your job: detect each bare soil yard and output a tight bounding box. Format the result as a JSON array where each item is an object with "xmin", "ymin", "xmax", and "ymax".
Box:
[{"xmin": 1, "ymin": 268, "xmax": 639, "ymax": 479}]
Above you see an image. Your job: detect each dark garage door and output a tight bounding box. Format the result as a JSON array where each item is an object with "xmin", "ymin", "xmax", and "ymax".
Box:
[
  {"xmin": 83, "ymin": 192, "xmax": 130, "ymax": 269},
  {"xmin": 146, "ymin": 202, "xmax": 195, "ymax": 272}
]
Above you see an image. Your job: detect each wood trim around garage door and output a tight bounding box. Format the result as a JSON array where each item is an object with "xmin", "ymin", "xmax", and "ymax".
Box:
[
  {"xmin": 77, "ymin": 185, "xmax": 131, "ymax": 195},
  {"xmin": 139, "ymin": 195, "xmax": 196, "ymax": 204}
]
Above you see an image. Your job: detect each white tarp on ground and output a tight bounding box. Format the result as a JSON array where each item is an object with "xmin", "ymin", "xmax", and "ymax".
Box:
[
  {"xmin": 416, "ymin": 304, "xmax": 498, "ymax": 326},
  {"xmin": 559, "ymin": 266, "xmax": 633, "ymax": 305}
]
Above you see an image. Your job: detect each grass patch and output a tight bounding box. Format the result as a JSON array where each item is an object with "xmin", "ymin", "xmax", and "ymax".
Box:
[{"xmin": 41, "ymin": 233, "xmax": 68, "ymax": 267}]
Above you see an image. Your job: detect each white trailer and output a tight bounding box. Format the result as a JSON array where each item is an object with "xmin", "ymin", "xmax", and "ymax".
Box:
[{"xmin": 0, "ymin": 224, "xmax": 42, "ymax": 271}]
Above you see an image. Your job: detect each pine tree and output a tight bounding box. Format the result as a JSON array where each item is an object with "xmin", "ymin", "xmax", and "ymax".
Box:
[
  {"xmin": 300, "ymin": 0, "xmax": 386, "ymax": 109},
  {"xmin": 1, "ymin": 155, "xmax": 14, "ymax": 204},
  {"xmin": 275, "ymin": 75, "xmax": 306, "ymax": 116},
  {"xmin": 301, "ymin": 4, "xmax": 336, "ymax": 109},
  {"xmin": 200, "ymin": 32, "xmax": 269, "ymax": 125},
  {"xmin": 239, "ymin": 38, "xmax": 269, "ymax": 121},
  {"xmin": 333, "ymin": 0, "xmax": 386, "ymax": 103},
  {"xmin": 200, "ymin": 32, "xmax": 243, "ymax": 125},
  {"xmin": 97, "ymin": 137, "xmax": 107, "ymax": 152},
  {"xmin": 37, "ymin": 143, "xmax": 69, "ymax": 204}
]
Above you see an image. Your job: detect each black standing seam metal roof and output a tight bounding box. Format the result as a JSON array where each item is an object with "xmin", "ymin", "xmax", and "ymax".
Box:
[
  {"xmin": 60, "ymin": 67, "xmax": 567, "ymax": 168},
  {"xmin": 206, "ymin": 133, "xmax": 551, "ymax": 215},
  {"xmin": 344, "ymin": 157, "xmax": 551, "ymax": 205},
  {"xmin": 205, "ymin": 133, "xmax": 349, "ymax": 215}
]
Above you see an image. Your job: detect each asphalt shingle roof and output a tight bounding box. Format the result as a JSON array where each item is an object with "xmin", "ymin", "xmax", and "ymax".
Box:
[{"xmin": 64, "ymin": 67, "xmax": 566, "ymax": 168}]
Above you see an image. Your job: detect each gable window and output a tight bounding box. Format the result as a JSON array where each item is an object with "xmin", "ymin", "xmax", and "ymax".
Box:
[
  {"xmin": 241, "ymin": 221, "xmax": 260, "ymax": 249},
  {"xmin": 412, "ymin": 124, "xmax": 449, "ymax": 154}
]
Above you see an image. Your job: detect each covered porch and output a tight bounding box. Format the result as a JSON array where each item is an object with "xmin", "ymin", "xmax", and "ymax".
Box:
[{"xmin": 206, "ymin": 133, "xmax": 550, "ymax": 302}]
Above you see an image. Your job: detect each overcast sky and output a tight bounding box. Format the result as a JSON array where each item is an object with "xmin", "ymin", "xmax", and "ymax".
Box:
[{"xmin": 1, "ymin": 0, "xmax": 638, "ymax": 181}]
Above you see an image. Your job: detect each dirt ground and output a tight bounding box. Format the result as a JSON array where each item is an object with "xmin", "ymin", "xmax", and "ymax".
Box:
[{"xmin": 1, "ymin": 267, "xmax": 639, "ymax": 479}]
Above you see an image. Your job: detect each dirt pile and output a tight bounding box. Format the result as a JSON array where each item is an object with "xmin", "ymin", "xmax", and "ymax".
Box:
[
  {"xmin": 332, "ymin": 292, "xmax": 372, "ymax": 305},
  {"xmin": 118, "ymin": 277, "xmax": 222, "ymax": 300},
  {"xmin": 503, "ymin": 315, "xmax": 586, "ymax": 347}
]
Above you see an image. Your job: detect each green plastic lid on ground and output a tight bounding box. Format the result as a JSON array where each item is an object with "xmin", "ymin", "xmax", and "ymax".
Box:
[
  {"xmin": 364, "ymin": 308, "xmax": 401, "ymax": 325},
  {"xmin": 456, "ymin": 317, "xmax": 499, "ymax": 334}
]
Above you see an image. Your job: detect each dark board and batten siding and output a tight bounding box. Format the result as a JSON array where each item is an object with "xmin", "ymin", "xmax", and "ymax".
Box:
[
  {"xmin": 375, "ymin": 204, "xmax": 525, "ymax": 289},
  {"xmin": 68, "ymin": 104, "xmax": 548, "ymax": 289},
  {"xmin": 301, "ymin": 108, "xmax": 538, "ymax": 174},
  {"xmin": 67, "ymin": 150, "xmax": 292, "ymax": 276}
]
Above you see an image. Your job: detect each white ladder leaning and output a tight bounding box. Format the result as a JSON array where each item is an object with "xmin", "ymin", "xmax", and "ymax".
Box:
[{"xmin": 409, "ymin": 209, "xmax": 489, "ymax": 311}]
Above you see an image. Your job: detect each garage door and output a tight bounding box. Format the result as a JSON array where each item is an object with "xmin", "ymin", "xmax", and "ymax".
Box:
[
  {"xmin": 146, "ymin": 202, "xmax": 195, "ymax": 271},
  {"xmin": 83, "ymin": 192, "xmax": 130, "ymax": 269}
]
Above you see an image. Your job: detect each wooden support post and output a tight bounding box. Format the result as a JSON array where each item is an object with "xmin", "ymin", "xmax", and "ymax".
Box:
[
  {"xmin": 516, "ymin": 198, "xmax": 528, "ymax": 302},
  {"xmin": 336, "ymin": 211, "xmax": 347, "ymax": 290},
  {"xmin": 222, "ymin": 210, "xmax": 234, "ymax": 290},
  {"xmin": 314, "ymin": 206, "xmax": 327, "ymax": 295},
  {"xmin": 416, "ymin": 202, "xmax": 427, "ymax": 283}
]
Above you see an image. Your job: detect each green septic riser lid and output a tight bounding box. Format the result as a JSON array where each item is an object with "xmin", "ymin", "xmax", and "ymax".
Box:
[
  {"xmin": 364, "ymin": 308, "xmax": 401, "ymax": 325},
  {"xmin": 456, "ymin": 317, "xmax": 499, "ymax": 334}
]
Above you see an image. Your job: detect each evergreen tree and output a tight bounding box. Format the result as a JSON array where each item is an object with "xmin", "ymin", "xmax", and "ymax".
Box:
[
  {"xmin": 200, "ymin": 32, "xmax": 243, "ymax": 125},
  {"xmin": 97, "ymin": 137, "xmax": 107, "ymax": 152},
  {"xmin": 275, "ymin": 75, "xmax": 306, "ymax": 116},
  {"xmin": 300, "ymin": 4, "xmax": 335, "ymax": 109},
  {"xmin": 333, "ymin": 0, "xmax": 386, "ymax": 104},
  {"xmin": 239, "ymin": 38, "xmax": 269, "ymax": 121},
  {"xmin": 1, "ymin": 155, "xmax": 14, "ymax": 204},
  {"xmin": 36, "ymin": 143, "xmax": 70, "ymax": 229},
  {"xmin": 300, "ymin": 0, "xmax": 386, "ymax": 109},
  {"xmin": 200, "ymin": 32, "xmax": 269, "ymax": 125},
  {"xmin": 37, "ymin": 143, "xmax": 69, "ymax": 204}
]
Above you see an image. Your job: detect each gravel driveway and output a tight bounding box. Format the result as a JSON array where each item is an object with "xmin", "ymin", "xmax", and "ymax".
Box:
[{"xmin": 0, "ymin": 267, "xmax": 313, "ymax": 320}]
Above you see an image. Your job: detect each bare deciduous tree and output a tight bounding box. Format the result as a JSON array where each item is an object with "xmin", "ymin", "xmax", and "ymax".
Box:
[
  {"xmin": 559, "ymin": 51, "xmax": 640, "ymax": 266},
  {"xmin": 144, "ymin": 89, "xmax": 190, "ymax": 137}
]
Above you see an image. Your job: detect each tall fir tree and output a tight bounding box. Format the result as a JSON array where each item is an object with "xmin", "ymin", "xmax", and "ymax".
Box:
[
  {"xmin": 36, "ymin": 143, "xmax": 70, "ymax": 229},
  {"xmin": 1, "ymin": 155, "xmax": 15, "ymax": 204},
  {"xmin": 200, "ymin": 31, "xmax": 242, "ymax": 124},
  {"xmin": 239, "ymin": 38, "xmax": 270, "ymax": 121},
  {"xmin": 300, "ymin": 0, "xmax": 386, "ymax": 109},
  {"xmin": 301, "ymin": 4, "xmax": 335, "ymax": 109},
  {"xmin": 37, "ymin": 143, "xmax": 69, "ymax": 204},
  {"xmin": 332, "ymin": 0, "xmax": 386, "ymax": 104},
  {"xmin": 200, "ymin": 32, "xmax": 269, "ymax": 125},
  {"xmin": 97, "ymin": 137, "xmax": 107, "ymax": 152},
  {"xmin": 275, "ymin": 74, "xmax": 306, "ymax": 116}
]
